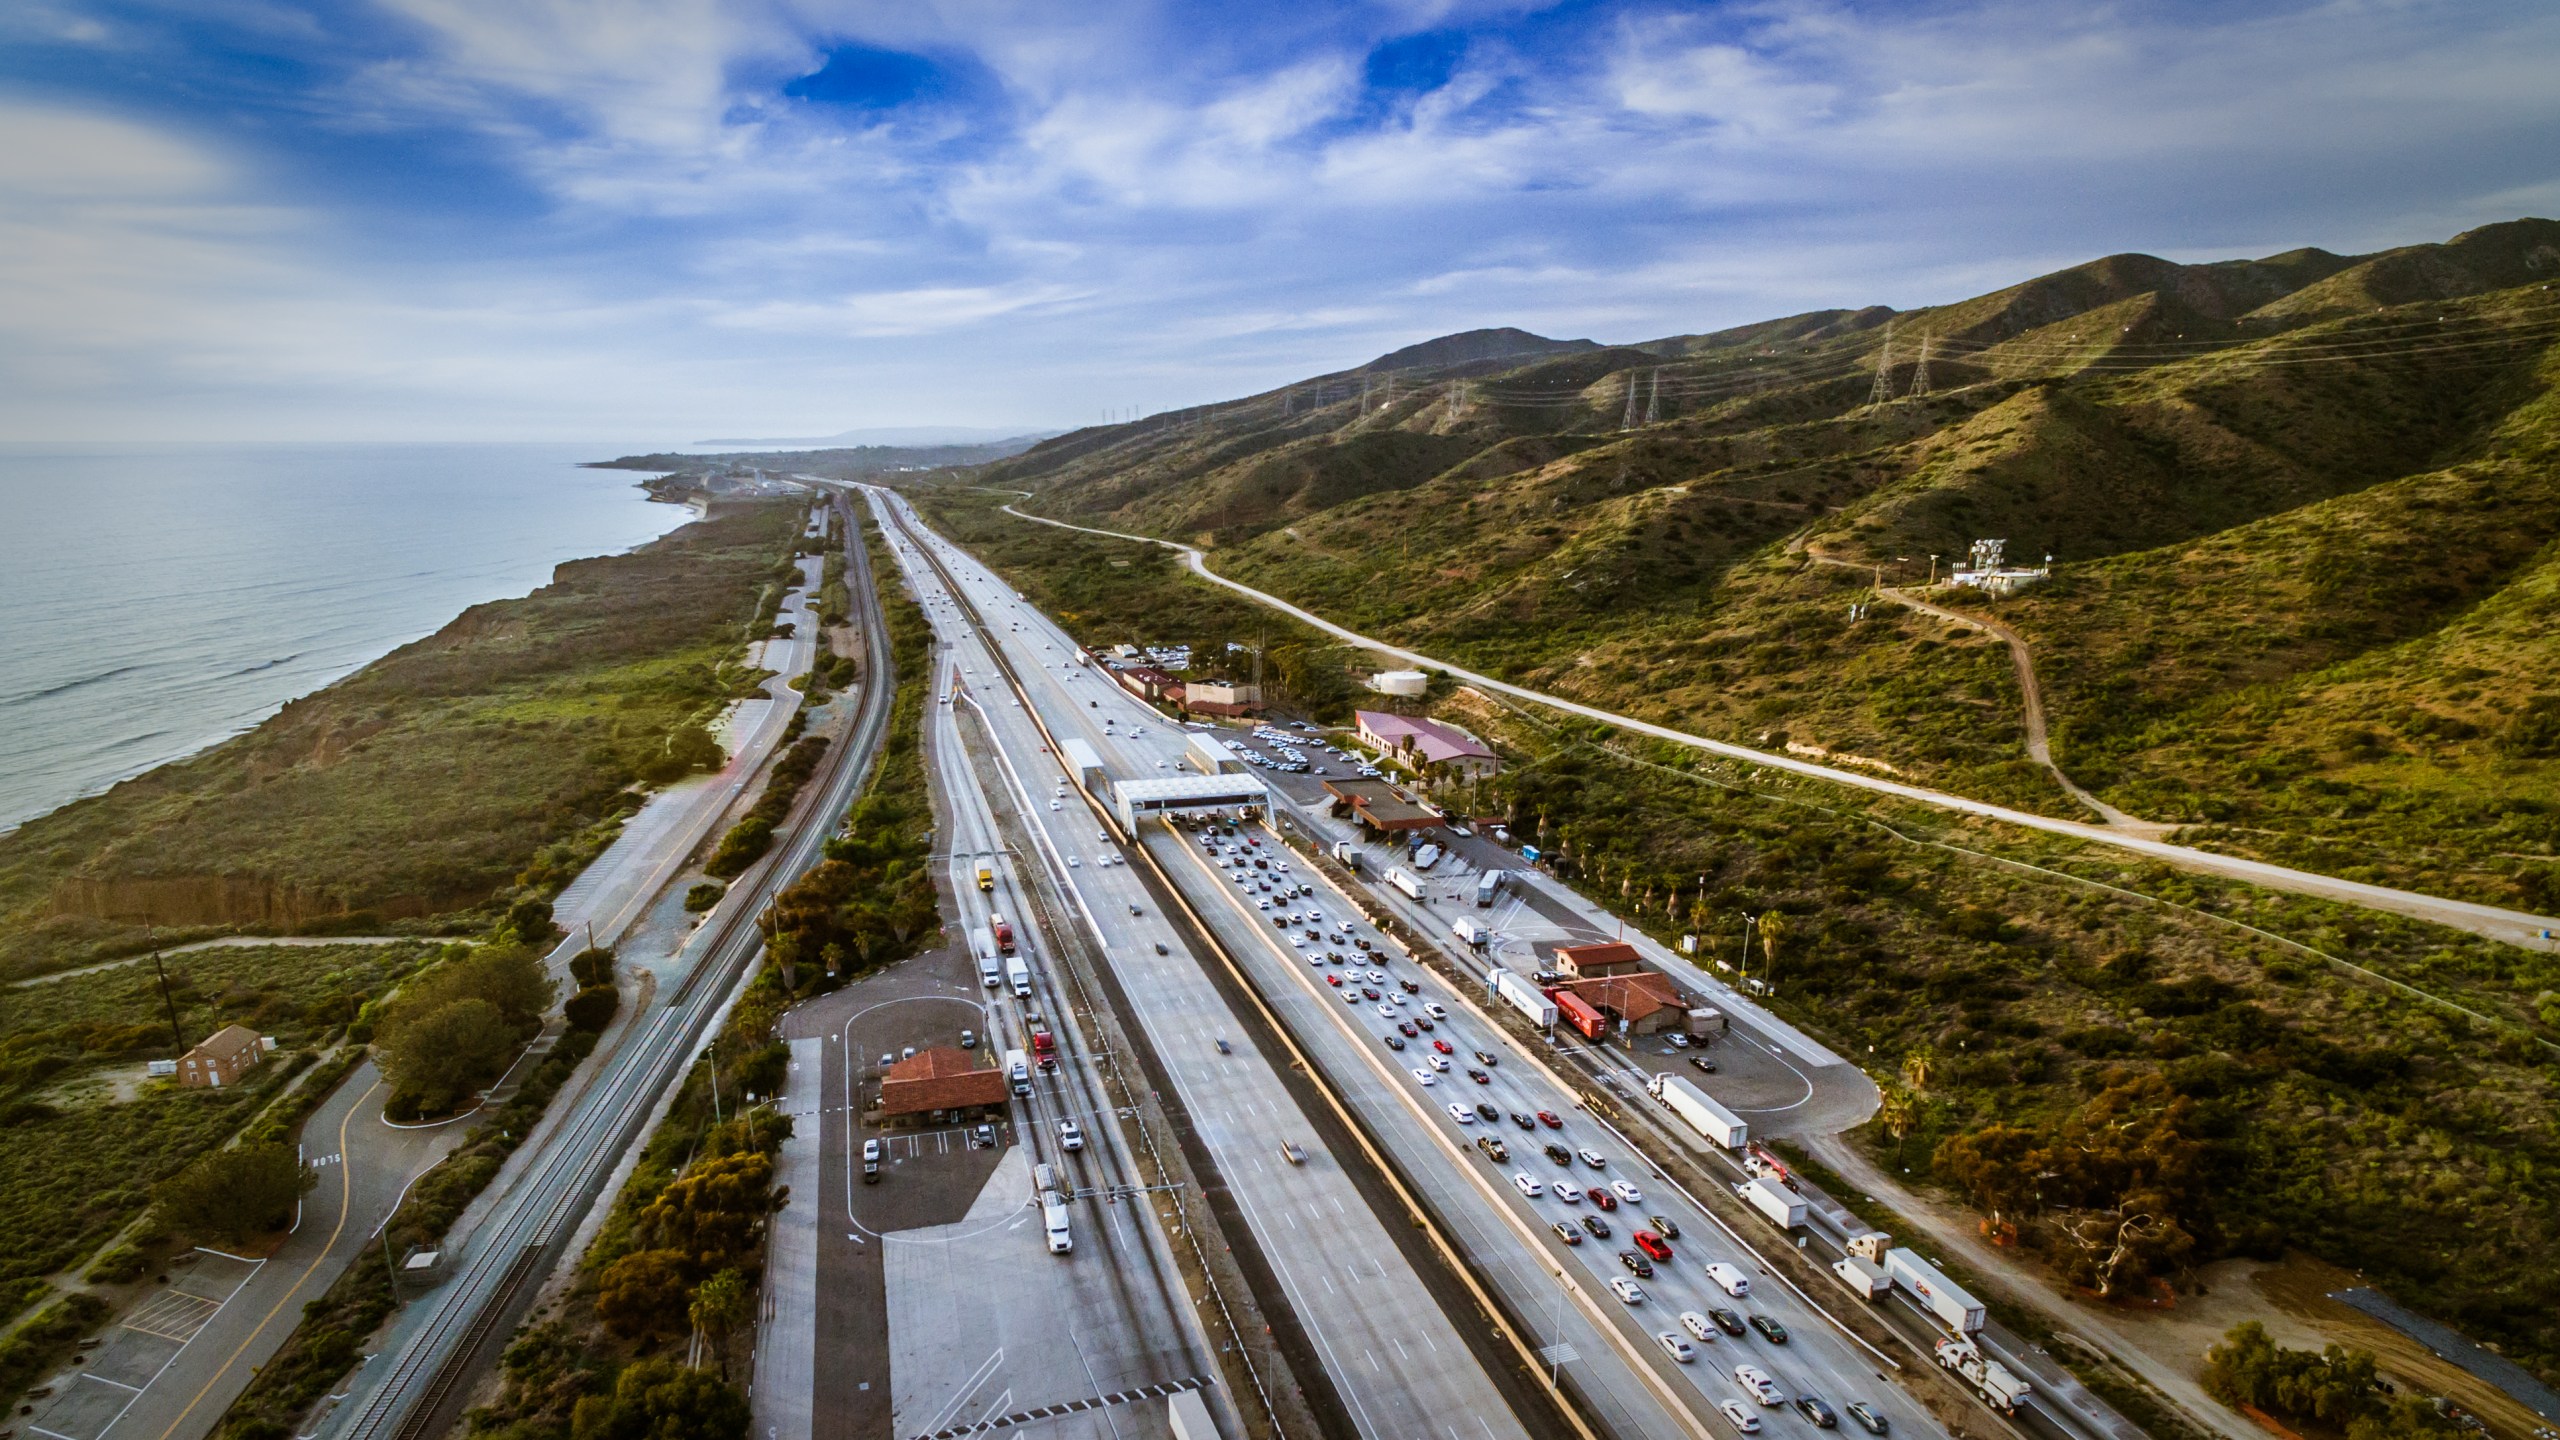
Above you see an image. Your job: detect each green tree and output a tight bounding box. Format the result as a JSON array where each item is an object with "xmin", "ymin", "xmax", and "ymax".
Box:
[
  {"xmin": 595, "ymin": 1249, "xmax": 692, "ymax": 1342},
  {"xmin": 564, "ymin": 985, "xmax": 619, "ymax": 1033},
  {"xmin": 497, "ymin": 897, "xmax": 557, "ymax": 949},
  {"xmin": 569, "ymin": 947, "xmax": 616, "ymax": 989},
  {"xmin": 579, "ymin": 1359, "xmax": 748, "ymax": 1440},
  {"xmin": 638, "ymin": 1152, "xmax": 782, "ymax": 1273},
  {"xmin": 155, "ymin": 1142, "xmax": 315, "ymax": 1244},
  {"xmin": 376, "ymin": 997, "xmax": 514, "ymax": 1115},
  {"xmin": 688, "ymin": 1269, "xmax": 752, "ymax": 1378}
]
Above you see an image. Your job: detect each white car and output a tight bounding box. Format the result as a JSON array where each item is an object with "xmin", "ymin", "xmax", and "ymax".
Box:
[
  {"xmin": 1608, "ymin": 1277, "xmax": 1646, "ymax": 1304},
  {"xmin": 1447, "ymin": 1104, "xmax": 1474, "ymax": 1123},
  {"xmin": 1429, "ymin": 1055, "xmax": 1450, "ymax": 1072},
  {"xmin": 1610, "ymin": 1180, "xmax": 1643, "ymax": 1205},
  {"xmin": 1377, "ymin": 1004, "xmax": 1398, "ymax": 1019},
  {"xmin": 1577, "ymin": 1148, "xmax": 1607, "ymax": 1168},
  {"xmin": 1553, "ymin": 1185, "xmax": 1581, "ymax": 1205},
  {"xmin": 1512, "ymin": 1173, "xmax": 1544, "ymax": 1198},
  {"xmin": 1412, "ymin": 1069, "xmax": 1438, "ymax": 1086},
  {"xmin": 1715, "ymin": 1398, "xmax": 1760, "ymax": 1433},
  {"xmin": 1656, "ymin": 1332, "xmax": 1695, "ymax": 1363},
  {"xmin": 1067, "ymin": 857, "xmax": 1080, "ymax": 867},
  {"xmin": 1706, "ymin": 1262, "xmax": 1752, "ymax": 1298},
  {"xmin": 1048, "ymin": 798, "xmax": 1061, "ymax": 810},
  {"xmin": 1059, "ymin": 1119, "xmax": 1084, "ymax": 1151},
  {"xmin": 1732, "ymin": 1365, "xmax": 1784, "ymax": 1406},
  {"xmin": 1679, "ymin": 1311, "xmax": 1716, "ymax": 1342}
]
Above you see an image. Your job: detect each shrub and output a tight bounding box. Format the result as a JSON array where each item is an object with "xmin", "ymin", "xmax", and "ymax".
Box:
[
  {"xmin": 579, "ymin": 1359, "xmax": 748, "ymax": 1440},
  {"xmin": 595, "ymin": 1249, "xmax": 692, "ymax": 1341},
  {"xmin": 85, "ymin": 1244, "xmax": 151, "ymax": 1284},
  {"xmin": 154, "ymin": 1142, "xmax": 314, "ymax": 1245},
  {"xmin": 568, "ymin": 947, "xmax": 616, "ymax": 989},
  {"xmin": 377, "ymin": 998, "xmax": 515, "ymax": 1116},
  {"xmin": 683, "ymin": 882, "xmax": 725, "ymax": 913},
  {"xmin": 564, "ymin": 985, "xmax": 619, "ymax": 1033}
]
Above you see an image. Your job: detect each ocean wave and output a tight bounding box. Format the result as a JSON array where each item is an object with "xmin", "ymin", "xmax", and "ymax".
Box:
[
  {"xmin": 0, "ymin": 663, "xmax": 146, "ymax": 709},
  {"xmin": 221, "ymin": 651, "xmax": 307, "ymax": 680}
]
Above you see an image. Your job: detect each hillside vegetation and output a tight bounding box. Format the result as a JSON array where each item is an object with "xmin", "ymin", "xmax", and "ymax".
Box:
[
  {"xmin": 0, "ymin": 504, "xmax": 804, "ymax": 981},
  {"xmin": 962, "ymin": 218, "xmax": 2560, "ymax": 912}
]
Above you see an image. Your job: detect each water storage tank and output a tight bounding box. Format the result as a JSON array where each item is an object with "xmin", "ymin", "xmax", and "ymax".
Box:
[{"xmin": 1369, "ymin": 669, "xmax": 1429, "ymax": 696}]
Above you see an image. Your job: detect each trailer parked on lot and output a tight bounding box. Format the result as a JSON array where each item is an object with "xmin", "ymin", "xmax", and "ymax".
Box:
[
  {"xmin": 1330, "ymin": 840, "xmax": 1361, "ymax": 871},
  {"xmin": 1450, "ymin": 916, "xmax": 1490, "ymax": 948},
  {"xmin": 1475, "ymin": 870, "xmax": 1505, "ymax": 907},
  {"xmin": 1386, "ymin": 867, "xmax": 1425, "ymax": 901},
  {"xmin": 1888, "ymin": 1249, "xmax": 1987, "ymax": 1334},
  {"xmin": 1645, "ymin": 1072, "xmax": 1748, "ymax": 1149}
]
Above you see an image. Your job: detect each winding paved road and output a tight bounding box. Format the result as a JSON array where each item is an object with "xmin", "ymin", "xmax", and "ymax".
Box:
[{"xmin": 987, "ymin": 501, "xmax": 2559, "ymax": 955}]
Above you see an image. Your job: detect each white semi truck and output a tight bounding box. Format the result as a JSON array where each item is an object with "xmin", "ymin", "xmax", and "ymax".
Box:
[
  {"xmin": 1741, "ymin": 1176, "xmax": 1807, "ymax": 1230},
  {"xmin": 1329, "ymin": 840, "xmax": 1361, "ymax": 871},
  {"xmin": 1887, "ymin": 1249, "xmax": 1988, "ymax": 1334},
  {"xmin": 972, "ymin": 927, "xmax": 1001, "ymax": 987},
  {"xmin": 1005, "ymin": 1047, "xmax": 1032, "ymax": 1097},
  {"xmin": 1007, "ymin": 955, "xmax": 1033, "ymax": 999},
  {"xmin": 1042, "ymin": 1194, "xmax": 1074, "ymax": 1254},
  {"xmin": 1646, "ymin": 1072, "xmax": 1748, "ymax": 1149},
  {"xmin": 1387, "ymin": 867, "xmax": 1425, "ymax": 901},
  {"xmin": 1450, "ymin": 916, "xmax": 1490, "ymax": 949},
  {"xmin": 1935, "ymin": 1337, "xmax": 2029, "ymax": 1413},
  {"xmin": 1494, "ymin": 970, "xmax": 1557, "ymax": 1027}
]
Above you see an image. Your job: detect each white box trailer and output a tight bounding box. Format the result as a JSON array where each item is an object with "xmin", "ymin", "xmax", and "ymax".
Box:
[
  {"xmin": 1042, "ymin": 1195, "xmax": 1073, "ymax": 1254},
  {"xmin": 1386, "ymin": 867, "xmax": 1425, "ymax": 901},
  {"xmin": 1743, "ymin": 1176, "xmax": 1807, "ymax": 1230},
  {"xmin": 1831, "ymin": 1255, "xmax": 1892, "ymax": 1300},
  {"xmin": 1646, "ymin": 1072, "xmax": 1747, "ymax": 1149},
  {"xmin": 1888, "ymin": 1249, "xmax": 1987, "ymax": 1334},
  {"xmin": 1494, "ymin": 970, "xmax": 1557, "ymax": 1027},
  {"xmin": 1475, "ymin": 870, "xmax": 1505, "ymax": 907},
  {"xmin": 1330, "ymin": 841, "xmax": 1362, "ymax": 871},
  {"xmin": 972, "ymin": 927, "xmax": 1001, "ymax": 987},
  {"xmin": 1450, "ymin": 917, "xmax": 1490, "ymax": 949},
  {"xmin": 1007, "ymin": 955, "xmax": 1033, "ymax": 999}
]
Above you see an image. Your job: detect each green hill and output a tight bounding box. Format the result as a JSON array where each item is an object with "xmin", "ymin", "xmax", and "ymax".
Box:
[{"xmin": 966, "ymin": 218, "xmax": 2560, "ymax": 908}]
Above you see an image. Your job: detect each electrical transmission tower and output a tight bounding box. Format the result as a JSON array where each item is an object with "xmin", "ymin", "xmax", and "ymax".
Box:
[
  {"xmin": 1908, "ymin": 333, "xmax": 1933, "ymax": 397},
  {"xmin": 1867, "ymin": 323, "xmax": 1896, "ymax": 407},
  {"xmin": 1644, "ymin": 368, "xmax": 1662, "ymax": 425},
  {"xmin": 1621, "ymin": 371, "xmax": 1642, "ymax": 430}
]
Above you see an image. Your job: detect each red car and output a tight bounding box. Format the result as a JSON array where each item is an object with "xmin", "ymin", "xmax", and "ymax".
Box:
[
  {"xmin": 1537, "ymin": 1111, "xmax": 1562, "ymax": 1129},
  {"xmin": 1432, "ymin": 1039, "xmax": 1454, "ymax": 1055},
  {"xmin": 1632, "ymin": 1230, "xmax": 1673, "ymax": 1262},
  {"xmin": 1588, "ymin": 1187, "xmax": 1617, "ymax": 1210},
  {"xmin": 1326, "ymin": 974, "xmax": 1343, "ymax": 987}
]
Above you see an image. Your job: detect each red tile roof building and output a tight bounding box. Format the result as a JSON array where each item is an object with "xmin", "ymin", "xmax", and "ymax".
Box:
[
  {"xmin": 1354, "ymin": 711, "xmax": 1500, "ymax": 778},
  {"xmin": 178, "ymin": 1024, "xmax": 268, "ymax": 1089},
  {"xmin": 1553, "ymin": 941, "xmax": 1646, "ymax": 978},
  {"xmin": 878, "ymin": 1047, "xmax": 1008, "ymax": 1118}
]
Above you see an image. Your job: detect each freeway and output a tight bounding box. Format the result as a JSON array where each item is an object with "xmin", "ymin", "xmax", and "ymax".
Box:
[
  {"xmin": 989, "ymin": 502, "xmax": 2560, "ymax": 956},
  {"xmin": 868, "ymin": 489, "xmax": 1976, "ymax": 1440},
  {"xmin": 864, "ymin": 491, "xmax": 1550, "ymax": 1440},
  {"xmin": 324, "ymin": 494, "xmax": 899, "ymax": 1440}
]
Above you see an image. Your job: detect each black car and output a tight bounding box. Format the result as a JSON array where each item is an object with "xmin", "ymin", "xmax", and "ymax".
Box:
[
  {"xmin": 1466, "ymin": 1068, "xmax": 1490, "ymax": 1084},
  {"xmin": 1511, "ymin": 1112, "xmax": 1536, "ymax": 1130},
  {"xmin": 1617, "ymin": 1250, "xmax": 1653, "ymax": 1278},
  {"xmin": 1474, "ymin": 1102, "xmax": 1500, "ymax": 1122},
  {"xmin": 1580, "ymin": 1215, "xmax": 1611, "ymax": 1238},
  {"xmin": 1687, "ymin": 1054, "xmax": 1718, "ymax": 1073},
  {"xmin": 1707, "ymin": 1308, "xmax": 1746, "ymax": 1337},
  {"xmin": 1647, "ymin": 1213, "xmax": 1681, "ymax": 1240},
  {"xmin": 1792, "ymin": 1395, "xmax": 1837, "ymax": 1429},
  {"xmin": 1748, "ymin": 1313, "xmax": 1790, "ymax": 1344},
  {"xmin": 1545, "ymin": 1143, "xmax": 1574, "ymax": 1165},
  {"xmin": 1382, "ymin": 1034, "xmax": 1406, "ymax": 1051},
  {"xmin": 1473, "ymin": 1050, "xmax": 1498, "ymax": 1066}
]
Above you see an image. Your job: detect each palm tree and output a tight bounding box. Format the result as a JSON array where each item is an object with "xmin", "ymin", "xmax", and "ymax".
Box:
[
  {"xmin": 1901, "ymin": 1047, "xmax": 1936, "ymax": 1093},
  {"xmin": 690, "ymin": 1268, "xmax": 751, "ymax": 1378},
  {"xmin": 1755, "ymin": 912, "xmax": 1787, "ymax": 990}
]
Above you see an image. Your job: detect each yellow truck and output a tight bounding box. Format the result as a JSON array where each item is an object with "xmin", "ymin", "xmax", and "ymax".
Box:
[{"xmin": 976, "ymin": 865, "xmax": 994, "ymax": 892}]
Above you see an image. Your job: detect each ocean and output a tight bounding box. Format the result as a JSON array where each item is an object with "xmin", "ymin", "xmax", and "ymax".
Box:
[{"xmin": 0, "ymin": 443, "xmax": 688, "ymax": 834}]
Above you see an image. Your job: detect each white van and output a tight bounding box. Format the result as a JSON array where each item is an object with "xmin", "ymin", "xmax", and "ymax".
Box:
[{"xmin": 1706, "ymin": 1262, "xmax": 1752, "ymax": 1298}]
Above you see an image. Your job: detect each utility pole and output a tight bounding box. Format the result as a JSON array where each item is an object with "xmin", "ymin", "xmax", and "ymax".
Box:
[
  {"xmin": 1909, "ymin": 333, "xmax": 1933, "ymax": 397},
  {"xmin": 1867, "ymin": 323, "xmax": 1896, "ymax": 407}
]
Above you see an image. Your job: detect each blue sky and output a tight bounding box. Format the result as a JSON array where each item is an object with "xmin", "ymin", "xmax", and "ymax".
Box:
[{"xmin": 2, "ymin": 0, "xmax": 2556, "ymax": 441}]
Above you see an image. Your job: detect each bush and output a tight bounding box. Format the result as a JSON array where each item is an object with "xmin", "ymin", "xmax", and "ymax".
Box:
[
  {"xmin": 701, "ymin": 818, "xmax": 773, "ymax": 880},
  {"xmin": 155, "ymin": 1141, "xmax": 314, "ymax": 1245},
  {"xmin": 496, "ymin": 897, "xmax": 557, "ymax": 949},
  {"xmin": 564, "ymin": 985, "xmax": 619, "ymax": 1034},
  {"xmin": 683, "ymin": 882, "xmax": 725, "ymax": 913},
  {"xmin": 85, "ymin": 1244, "xmax": 151, "ymax": 1284},
  {"xmin": 580, "ymin": 1359, "xmax": 748, "ymax": 1440},
  {"xmin": 595, "ymin": 1248, "xmax": 692, "ymax": 1341},
  {"xmin": 568, "ymin": 947, "xmax": 615, "ymax": 989},
  {"xmin": 0, "ymin": 1292, "xmax": 111, "ymax": 1408},
  {"xmin": 2202, "ymin": 1322, "xmax": 2456, "ymax": 1436}
]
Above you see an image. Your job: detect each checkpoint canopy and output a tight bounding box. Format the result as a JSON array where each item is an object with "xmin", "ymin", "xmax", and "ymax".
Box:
[{"xmin": 1115, "ymin": 774, "xmax": 1268, "ymax": 832}]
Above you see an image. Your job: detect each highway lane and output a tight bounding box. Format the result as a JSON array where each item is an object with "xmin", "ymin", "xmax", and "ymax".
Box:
[
  {"xmin": 327, "ymin": 497, "xmax": 898, "ymax": 1440},
  {"xmin": 867, "ymin": 492, "xmax": 1538, "ymax": 1440},
  {"xmin": 986, "ymin": 502, "xmax": 2560, "ymax": 957},
  {"xmin": 872, "ymin": 491, "xmax": 2011, "ymax": 1440}
]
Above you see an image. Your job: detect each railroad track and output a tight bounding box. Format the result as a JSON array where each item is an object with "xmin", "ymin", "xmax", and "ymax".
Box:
[{"xmin": 334, "ymin": 496, "xmax": 897, "ymax": 1440}]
